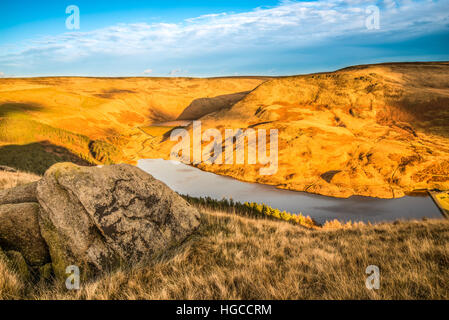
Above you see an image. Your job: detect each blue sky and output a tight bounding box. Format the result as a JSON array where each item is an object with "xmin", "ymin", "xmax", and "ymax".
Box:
[{"xmin": 0, "ymin": 0, "xmax": 448, "ymax": 77}]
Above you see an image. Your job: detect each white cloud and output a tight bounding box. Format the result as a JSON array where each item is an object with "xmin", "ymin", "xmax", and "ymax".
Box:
[
  {"xmin": 0, "ymin": 72, "xmax": 4, "ymax": 77},
  {"xmin": 185, "ymin": 12, "xmax": 228, "ymax": 23},
  {"xmin": 0, "ymin": 0, "xmax": 448, "ymax": 72},
  {"xmin": 143, "ymin": 69, "xmax": 153, "ymax": 74}
]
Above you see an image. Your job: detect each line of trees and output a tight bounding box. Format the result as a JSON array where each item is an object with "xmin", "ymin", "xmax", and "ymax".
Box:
[{"xmin": 182, "ymin": 195, "xmax": 318, "ymax": 228}]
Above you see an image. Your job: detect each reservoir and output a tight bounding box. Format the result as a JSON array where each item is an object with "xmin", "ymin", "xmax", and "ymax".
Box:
[{"xmin": 138, "ymin": 159, "xmax": 443, "ymax": 224}]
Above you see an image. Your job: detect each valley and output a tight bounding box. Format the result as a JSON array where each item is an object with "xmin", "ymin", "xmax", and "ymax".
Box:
[{"xmin": 1, "ymin": 62, "xmax": 449, "ymax": 199}]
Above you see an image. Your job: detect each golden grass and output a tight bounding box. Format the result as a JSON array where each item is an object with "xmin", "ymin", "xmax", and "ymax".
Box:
[
  {"xmin": 0, "ymin": 118, "xmax": 88, "ymax": 146},
  {"xmin": 0, "ymin": 118, "xmax": 123, "ymax": 171},
  {"xmin": 0, "ymin": 209, "xmax": 445, "ymax": 300},
  {"xmin": 436, "ymin": 192, "xmax": 449, "ymax": 212},
  {"xmin": 139, "ymin": 126, "xmax": 176, "ymax": 137},
  {"xmin": 0, "ymin": 253, "xmax": 25, "ymax": 300},
  {"xmin": 0, "ymin": 170, "xmax": 40, "ymax": 190}
]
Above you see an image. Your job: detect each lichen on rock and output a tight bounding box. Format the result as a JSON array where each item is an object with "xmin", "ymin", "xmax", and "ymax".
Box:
[{"xmin": 36, "ymin": 162, "xmax": 201, "ymax": 279}]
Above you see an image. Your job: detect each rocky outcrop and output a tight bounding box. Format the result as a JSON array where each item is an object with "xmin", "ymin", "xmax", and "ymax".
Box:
[{"xmin": 0, "ymin": 163, "xmax": 201, "ymax": 281}]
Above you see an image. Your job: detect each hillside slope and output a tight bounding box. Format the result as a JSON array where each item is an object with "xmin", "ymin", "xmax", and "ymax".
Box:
[
  {"xmin": 177, "ymin": 91, "xmax": 251, "ymax": 120},
  {"xmin": 148, "ymin": 62, "xmax": 449, "ymax": 198},
  {"xmin": 0, "ymin": 77, "xmax": 265, "ymax": 166},
  {"xmin": 1, "ymin": 63, "xmax": 448, "ymax": 198}
]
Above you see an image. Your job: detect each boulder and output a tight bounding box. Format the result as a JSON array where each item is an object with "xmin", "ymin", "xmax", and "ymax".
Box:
[
  {"xmin": 0, "ymin": 182, "xmax": 38, "ymax": 205},
  {"xmin": 36, "ymin": 163, "xmax": 200, "ymax": 279},
  {"xmin": 0, "ymin": 202, "xmax": 50, "ymax": 266}
]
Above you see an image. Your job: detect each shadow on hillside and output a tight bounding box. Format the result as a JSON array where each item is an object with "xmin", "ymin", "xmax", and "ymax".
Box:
[
  {"xmin": 95, "ymin": 89, "xmax": 137, "ymax": 99},
  {"xmin": 378, "ymin": 97, "xmax": 449, "ymax": 138},
  {"xmin": 161, "ymin": 126, "xmax": 189, "ymax": 142},
  {"xmin": 177, "ymin": 91, "xmax": 250, "ymax": 120},
  {"xmin": 0, "ymin": 102, "xmax": 44, "ymax": 118},
  {"xmin": 0, "ymin": 141, "xmax": 93, "ymax": 175}
]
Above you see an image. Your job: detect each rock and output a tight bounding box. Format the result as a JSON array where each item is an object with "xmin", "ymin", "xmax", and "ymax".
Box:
[
  {"xmin": 0, "ymin": 182, "xmax": 38, "ymax": 205},
  {"xmin": 0, "ymin": 203, "xmax": 50, "ymax": 266},
  {"xmin": 36, "ymin": 163, "xmax": 200, "ymax": 279}
]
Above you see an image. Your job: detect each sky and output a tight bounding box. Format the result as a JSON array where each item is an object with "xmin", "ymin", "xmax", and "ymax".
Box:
[{"xmin": 0, "ymin": 0, "xmax": 448, "ymax": 77}]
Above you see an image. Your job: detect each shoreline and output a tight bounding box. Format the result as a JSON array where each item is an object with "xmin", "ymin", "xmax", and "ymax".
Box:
[
  {"xmin": 138, "ymin": 157, "xmax": 437, "ymax": 201},
  {"xmin": 429, "ymin": 191, "xmax": 449, "ymax": 219},
  {"xmin": 137, "ymin": 158, "xmax": 445, "ymax": 223}
]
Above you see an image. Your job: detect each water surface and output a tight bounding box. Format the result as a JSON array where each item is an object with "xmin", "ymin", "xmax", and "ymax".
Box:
[{"xmin": 138, "ymin": 159, "xmax": 442, "ymax": 224}]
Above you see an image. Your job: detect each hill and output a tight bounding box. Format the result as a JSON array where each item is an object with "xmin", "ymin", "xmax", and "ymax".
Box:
[
  {"xmin": 1, "ymin": 63, "xmax": 449, "ymax": 198},
  {"xmin": 147, "ymin": 62, "xmax": 449, "ymax": 198},
  {"xmin": 0, "ymin": 77, "xmax": 265, "ymax": 169}
]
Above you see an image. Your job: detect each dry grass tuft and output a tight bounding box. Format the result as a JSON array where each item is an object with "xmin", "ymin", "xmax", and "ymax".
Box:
[
  {"xmin": 0, "ymin": 253, "xmax": 25, "ymax": 300},
  {"xmin": 322, "ymin": 219, "xmax": 367, "ymax": 230},
  {"xmin": 0, "ymin": 170, "xmax": 40, "ymax": 190}
]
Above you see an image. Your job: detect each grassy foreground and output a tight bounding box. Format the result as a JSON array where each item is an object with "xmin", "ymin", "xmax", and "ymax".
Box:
[
  {"xmin": 1, "ymin": 207, "xmax": 448, "ymax": 300},
  {"xmin": 1, "ymin": 169, "xmax": 448, "ymax": 300}
]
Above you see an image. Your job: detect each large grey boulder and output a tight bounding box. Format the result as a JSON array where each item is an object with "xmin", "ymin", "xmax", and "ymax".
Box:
[
  {"xmin": 36, "ymin": 163, "xmax": 200, "ymax": 279},
  {"xmin": 0, "ymin": 202, "xmax": 50, "ymax": 266},
  {"xmin": 0, "ymin": 182, "xmax": 38, "ymax": 205}
]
